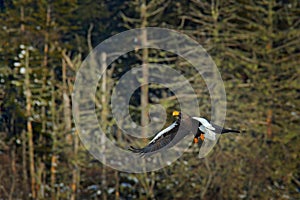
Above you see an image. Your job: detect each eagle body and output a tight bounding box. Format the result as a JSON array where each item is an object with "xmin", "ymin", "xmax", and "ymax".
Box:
[{"xmin": 129, "ymin": 111, "xmax": 240, "ymax": 156}]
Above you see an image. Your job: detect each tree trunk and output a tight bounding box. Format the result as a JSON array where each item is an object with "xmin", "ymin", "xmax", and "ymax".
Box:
[
  {"xmin": 21, "ymin": 5, "xmax": 36, "ymax": 198},
  {"xmin": 25, "ymin": 47, "xmax": 36, "ymax": 199},
  {"xmin": 9, "ymin": 144, "xmax": 16, "ymax": 200},
  {"xmin": 37, "ymin": 6, "xmax": 51, "ymax": 199},
  {"xmin": 115, "ymin": 171, "xmax": 120, "ymax": 200},
  {"xmin": 62, "ymin": 58, "xmax": 77, "ymax": 200},
  {"xmin": 140, "ymin": 2, "xmax": 149, "ymax": 138},
  {"xmin": 21, "ymin": 129, "xmax": 29, "ymax": 198},
  {"xmin": 50, "ymin": 68, "xmax": 57, "ymax": 200},
  {"xmin": 100, "ymin": 52, "xmax": 108, "ymax": 200}
]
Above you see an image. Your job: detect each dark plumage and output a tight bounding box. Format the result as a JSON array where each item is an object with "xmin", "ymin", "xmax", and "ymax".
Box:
[{"xmin": 129, "ymin": 111, "xmax": 240, "ymax": 156}]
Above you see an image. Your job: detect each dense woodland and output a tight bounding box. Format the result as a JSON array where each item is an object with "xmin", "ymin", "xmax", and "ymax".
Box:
[{"xmin": 0, "ymin": 0, "xmax": 299, "ymax": 199}]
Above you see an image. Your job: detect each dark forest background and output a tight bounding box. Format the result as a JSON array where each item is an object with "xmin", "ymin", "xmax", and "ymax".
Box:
[{"xmin": 0, "ymin": 0, "xmax": 299, "ymax": 199}]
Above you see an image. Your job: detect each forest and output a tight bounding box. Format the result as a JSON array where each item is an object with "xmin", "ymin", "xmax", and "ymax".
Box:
[{"xmin": 0, "ymin": 0, "xmax": 299, "ymax": 199}]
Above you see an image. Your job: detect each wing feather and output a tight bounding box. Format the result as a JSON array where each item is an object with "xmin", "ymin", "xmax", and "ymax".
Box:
[
  {"xmin": 149, "ymin": 122, "xmax": 178, "ymax": 144},
  {"xmin": 128, "ymin": 121, "xmax": 181, "ymax": 156},
  {"xmin": 192, "ymin": 117, "xmax": 215, "ymax": 130}
]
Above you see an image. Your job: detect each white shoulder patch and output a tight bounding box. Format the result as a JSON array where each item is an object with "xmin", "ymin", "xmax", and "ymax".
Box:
[
  {"xmin": 149, "ymin": 122, "xmax": 177, "ymax": 144},
  {"xmin": 192, "ymin": 117, "xmax": 215, "ymax": 130},
  {"xmin": 206, "ymin": 130, "xmax": 216, "ymax": 140},
  {"xmin": 199, "ymin": 125, "xmax": 216, "ymax": 141}
]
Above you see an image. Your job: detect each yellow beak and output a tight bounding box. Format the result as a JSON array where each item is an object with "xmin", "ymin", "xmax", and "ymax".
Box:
[{"xmin": 172, "ymin": 111, "xmax": 180, "ymax": 117}]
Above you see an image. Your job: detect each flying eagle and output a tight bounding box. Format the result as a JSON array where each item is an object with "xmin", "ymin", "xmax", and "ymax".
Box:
[{"xmin": 129, "ymin": 111, "xmax": 240, "ymax": 156}]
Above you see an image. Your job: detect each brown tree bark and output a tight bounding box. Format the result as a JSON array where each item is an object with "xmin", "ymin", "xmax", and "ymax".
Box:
[
  {"xmin": 62, "ymin": 58, "xmax": 77, "ymax": 200},
  {"xmin": 36, "ymin": 6, "xmax": 51, "ymax": 199},
  {"xmin": 25, "ymin": 47, "xmax": 36, "ymax": 199},
  {"xmin": 20, "ymin": 5, "xmax": 37, "ymax": 199},
  {"xmin": 9, "ymin": 144, "xmax": 16, "ymax": 200},
  {"xmin": 100, "ymin": 52, "xmax": 108, "ymax": 200},
  {"xmin": 140, "ymin": 3, "xmax": 149, "ymax": 138},
  {"xmin": 50, "ymin": 68, "xmax": 58, "ymax": 200},
  {"xmin": 21, "ymin": 130, "xmax": 29, "ymax": 198}
]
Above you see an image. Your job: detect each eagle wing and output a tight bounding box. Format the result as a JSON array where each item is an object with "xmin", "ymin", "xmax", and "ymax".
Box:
[{"xmin": 129, "ymin": 121, "xmax": 182, "ymax": 156}]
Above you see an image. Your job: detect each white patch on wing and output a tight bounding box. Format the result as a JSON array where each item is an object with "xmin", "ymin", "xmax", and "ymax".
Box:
[
  {"xmin": 199, "ymin": 125, "xmax": 216, "ymax": 141},
  {"xmin": 199, "ymin": 125, "xmax": 206, "ymax": 133},
  {"xmin": 192, "ymin": 117, "xmax": 215, "ymax": 130},
  {"xmin": 149, "ymin": 122, "xmax": 177, "ymax": 144}
]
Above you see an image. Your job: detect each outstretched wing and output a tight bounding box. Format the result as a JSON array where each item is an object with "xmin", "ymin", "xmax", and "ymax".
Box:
[
  {"xmin": 129, "ymin": 121, "xmax": 181, "ymax": 156},
  {"xmin": 149, "ymin": 122, "xmax": 178, "ymax": 144}
]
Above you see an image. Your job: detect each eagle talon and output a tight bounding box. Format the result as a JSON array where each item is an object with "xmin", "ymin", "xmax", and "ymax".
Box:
[
  {"xmin": 200, "ymin": 134, "xmax": 205, "ymax": 141},
  {"xmin": 193, "ymin": 137, "xmax": 199, "ymax": 143}
]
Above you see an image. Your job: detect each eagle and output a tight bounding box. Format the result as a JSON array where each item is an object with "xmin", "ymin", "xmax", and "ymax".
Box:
[{"xmin": 129, "ymin": 111, "xmax": 240, "ymax": 156}]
